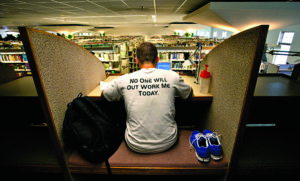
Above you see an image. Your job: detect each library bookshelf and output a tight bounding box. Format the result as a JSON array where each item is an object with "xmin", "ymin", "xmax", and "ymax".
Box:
[
  {"xmin": 0, "ymin": 49, "xmax": 31, "ymax": 76},
  {"xmin": 87, "ymin": 47, "xmax": 121, "ymax": 73},
  {"xmin": 157, "ymin": 46, "xmax": 212, "ymax": 72}
]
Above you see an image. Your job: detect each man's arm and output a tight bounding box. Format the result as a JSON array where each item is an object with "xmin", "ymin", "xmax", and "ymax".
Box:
[
  {"xmin": 99, "ymin": 90, "xmax": 106, "ymax": 100},
  {"xmin": 174, "ymin": 73, "xmax": 192, "ymax": 100},
  {"xmin": 186, "ymin": 87, "xmax": 193, "ymax": 100},
  {"xmin": 102, "ymin": 79, "xmax": 123, "ymax": 102}
]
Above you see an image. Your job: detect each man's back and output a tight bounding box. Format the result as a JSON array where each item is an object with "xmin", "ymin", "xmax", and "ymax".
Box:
[{"xmin": 104, "ymin": 68, "xmax": 191, "ymax": 153}]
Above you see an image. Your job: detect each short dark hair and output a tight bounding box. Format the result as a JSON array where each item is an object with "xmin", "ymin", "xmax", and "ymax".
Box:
[{"xmin": 137, "ymin": 42, "xmax": 158, "ymax": 64}]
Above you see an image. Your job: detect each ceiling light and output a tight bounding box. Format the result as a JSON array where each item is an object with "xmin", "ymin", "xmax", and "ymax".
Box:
[
  {"xmin": 175, "ymin": 0, "xmax": 187, "ymax": 13},
  {"xmin": 152, "ymin": 15, "xmax": 157, "ymax": 23},
  {"xmin": 153, "ymin": 0, "xmax": 157, "ymax": 15}
]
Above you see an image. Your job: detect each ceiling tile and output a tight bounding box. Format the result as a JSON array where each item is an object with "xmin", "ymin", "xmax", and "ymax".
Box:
[{"xmin": 1, "ymin": 0, "xmax": 299, "ymax": 35}]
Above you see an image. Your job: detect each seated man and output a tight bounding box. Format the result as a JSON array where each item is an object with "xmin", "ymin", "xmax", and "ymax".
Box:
[{"xmin": 103, "ymin": 42, "xmax": 192, "ymax": 153}]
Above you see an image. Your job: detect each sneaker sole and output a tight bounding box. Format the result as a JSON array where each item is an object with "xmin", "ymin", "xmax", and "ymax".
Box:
[
  {"xmin": 189, "ymin": 140, "xmax": 210, "ymax": 163},
  {"xmin": 196, "ymin": 152, "xmax": 210, "ymax": 163},
  {"xmin": 211, "ymin": 154, "xmax": 223, "ymax": 161}
]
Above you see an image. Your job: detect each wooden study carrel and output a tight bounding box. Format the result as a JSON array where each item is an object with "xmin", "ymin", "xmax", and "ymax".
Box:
[{"xmin": 19, "ymin": 25, "xmax": 268, "ymax": 180}]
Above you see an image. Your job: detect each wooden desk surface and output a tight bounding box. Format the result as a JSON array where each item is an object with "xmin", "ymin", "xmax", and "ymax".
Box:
[
  {"xmin": 254, "ymin": 75, "xmax": 300, "ymax": 97},
  {"xmin": 88, "ymin": 75, "xmax": 213, "ymax": 101},
  {"xmin": 0, "ymin": 76, "xmax": 38, "ymax": 97}
]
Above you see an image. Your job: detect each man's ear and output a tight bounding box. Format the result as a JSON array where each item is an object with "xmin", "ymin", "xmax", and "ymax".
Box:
[{"xmin": 135, "ymin": 58, "xmax": 139, "ymax": 64}]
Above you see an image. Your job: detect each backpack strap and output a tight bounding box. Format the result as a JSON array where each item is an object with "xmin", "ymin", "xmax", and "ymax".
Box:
[{"xmin": 105, "ymin": 159, "xmax": 112, "ymax": 175}]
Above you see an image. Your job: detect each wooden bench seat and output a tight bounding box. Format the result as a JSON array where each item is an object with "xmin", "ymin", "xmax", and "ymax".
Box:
[{"xmin": 68, "ymin": 130, "xmax": 228, "ymax": 175}]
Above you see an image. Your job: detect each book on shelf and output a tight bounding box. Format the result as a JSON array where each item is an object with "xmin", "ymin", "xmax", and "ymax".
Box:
[
  {"xmin": 172, "ymin": 60, "xmax": 196, "ymax": 70},
  {"xmin": 12, "ymin": 63, "xmax": 30, "ymax": 71},
  {"xmin": 186, "ymin": 52, "xmax": 205, "ymax": 61},
  {"xmin": 96, "ymin": 52, "xmax": 120, "ymax": 62},
  {"xmin": 173, "ymin": 62, "xmax": 183, "ymax": 69},
  {"xmin": 158, "ymin": 52, "xmax": 206, "ymax": 62},
  {"xmin": 171, "ymin": 53, "xmax": 185, "ymax": 60},
  {"xmin": 0, "ymin": 54, "xmax": 28, "ymax": 63}
]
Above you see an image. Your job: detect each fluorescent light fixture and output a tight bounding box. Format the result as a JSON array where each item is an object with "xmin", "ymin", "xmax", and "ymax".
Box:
[
  {"xmin": 153, "ymin": 0, "xmax": 157, "ymax": 23},
  {"xmin": 152, "ymin": 15, "xmax": 157, "ymax": 23},
  {"xmin": 175, "ymin": 0, "xmax": 187, "ymax": 13},
  {"xmin": 120, "ymin": 0, "xmax": 129, "ymax": 7}
]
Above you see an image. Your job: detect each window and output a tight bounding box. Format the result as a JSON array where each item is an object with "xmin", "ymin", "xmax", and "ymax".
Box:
[
  {"xmin": 213, "ymin": 31, "xmax": 218, "ymax": 38},
  {"xmin": 222, "ymin": 31, "xmax": 227, "ymax": 39},
  {"xmin": 273, "ymin": 31, "xmax": 295, "ymax": 64},
  {"xmin": 281, "ymin": 32, "xmax": 295, "ymax": 44}
]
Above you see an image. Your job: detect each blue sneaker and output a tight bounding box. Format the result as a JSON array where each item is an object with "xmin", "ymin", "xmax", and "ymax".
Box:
[
  {"xmin": 203, "ymin": 130, "xmax": 223, "ymax": 161},
  {"xmin": 189, "ymin": 131, "xmax": 210, "ymax": 162}
]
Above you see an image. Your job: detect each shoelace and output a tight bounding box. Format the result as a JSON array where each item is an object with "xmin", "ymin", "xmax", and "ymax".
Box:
[
  {"xmin": 192, "ymin": 132, "xmax": 222, "ymax": 145},
  {"xmin": 192, "ymin": 133, "xmax": 204, "ymax": 144},
  {"xmin": 205, "ymin": 132, "xmax": 222, "ymax": 141}
]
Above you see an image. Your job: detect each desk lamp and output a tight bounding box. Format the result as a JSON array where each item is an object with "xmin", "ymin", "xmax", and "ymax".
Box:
[{"xmin": 188, "ymin": 42, "xmax": 202, "ymax": 84}]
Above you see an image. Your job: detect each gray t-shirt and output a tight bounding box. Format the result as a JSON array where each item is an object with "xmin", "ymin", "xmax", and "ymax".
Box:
[{"xmin": 103, "ymin": 68, "xmax": 191, "ymax": 153}]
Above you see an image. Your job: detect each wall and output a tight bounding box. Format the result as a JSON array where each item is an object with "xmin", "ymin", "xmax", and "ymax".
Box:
[{"xmin": 266, "ymin": 24, "xmax": 300, "ymax": 64}]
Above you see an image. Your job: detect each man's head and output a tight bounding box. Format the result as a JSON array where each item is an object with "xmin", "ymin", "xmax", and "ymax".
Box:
[{"xmin": 136, "ymin": 42, "xmax": 158, "ymax": 66}]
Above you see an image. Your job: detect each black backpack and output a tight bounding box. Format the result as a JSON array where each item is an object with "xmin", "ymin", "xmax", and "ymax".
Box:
[{"xmin": 63, "ymin": 93, "xmax": 125, "ymax": 173}]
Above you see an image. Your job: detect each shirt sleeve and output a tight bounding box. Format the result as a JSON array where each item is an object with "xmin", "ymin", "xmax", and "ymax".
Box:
[
  {"xmin": 103, "ymin": 79, "xmax": 123, "ymax": 102},
  {"xmin": 173, "ymin": 74, "xmax": 192, "ymax": 99}
]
